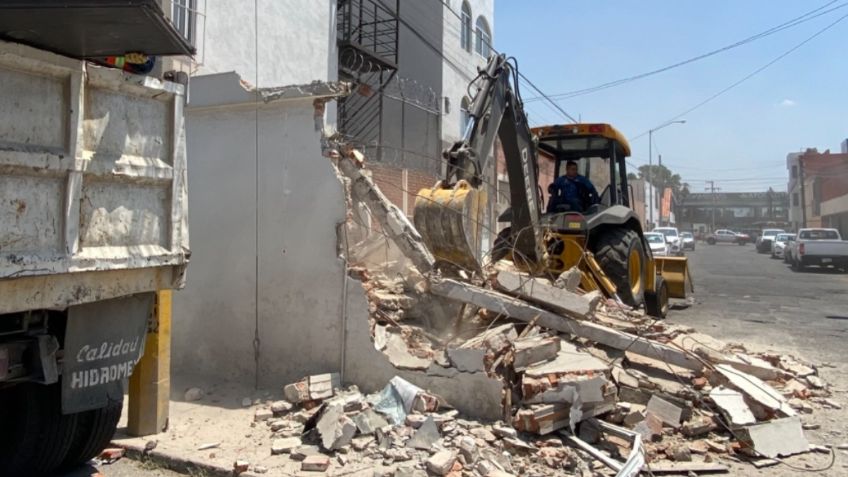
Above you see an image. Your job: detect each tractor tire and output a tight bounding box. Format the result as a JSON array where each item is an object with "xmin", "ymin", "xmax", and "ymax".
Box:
[
  {"xmin": 645, "ymin": 276, "xmax": 669, "ymax": 319},
  {"xmin": 62, "ymin": 392, "xmax": 124, "ymax": 468},
  {"xmin": 0, "ymin": 383, "xmax": 78, "ymax": 476},
  {"xmin": 592, "ymin": 228, "xmax": 646, "ymax": 307}
]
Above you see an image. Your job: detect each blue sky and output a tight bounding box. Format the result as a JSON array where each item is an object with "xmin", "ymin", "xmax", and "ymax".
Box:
[{"xmin": 494, "ymin": 1, "xmax": 847, "ymax": 192}]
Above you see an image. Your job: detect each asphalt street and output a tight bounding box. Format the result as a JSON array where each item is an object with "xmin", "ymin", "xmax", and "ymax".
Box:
[{"xmin": 670, "ymin": 240, "xmax": 848, "ymax": 366}]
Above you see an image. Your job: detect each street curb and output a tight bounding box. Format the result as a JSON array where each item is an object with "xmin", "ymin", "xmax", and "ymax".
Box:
[{"xmin": 111, "ymin": 440, "xmax": 267, "ymax": 477}]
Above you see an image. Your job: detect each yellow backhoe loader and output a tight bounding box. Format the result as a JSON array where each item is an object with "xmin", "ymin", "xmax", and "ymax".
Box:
[{"xmin": 413, "ymin": 54, "xmax": 689, "ymax": 317}]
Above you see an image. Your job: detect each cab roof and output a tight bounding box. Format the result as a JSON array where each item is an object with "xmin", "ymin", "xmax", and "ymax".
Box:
[{"xmin": 531, "ymin": 123, "xmax": 631, "ymax": 158}]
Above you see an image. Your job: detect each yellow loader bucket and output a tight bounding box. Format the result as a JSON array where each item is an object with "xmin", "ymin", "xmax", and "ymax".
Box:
[
  {"xmin": 413, "ymin": 180, "xmax": 487, "ymax": 272},
  {"xmin": 654, "ymin": 256, "xmax": 693, "ymax": 299}
]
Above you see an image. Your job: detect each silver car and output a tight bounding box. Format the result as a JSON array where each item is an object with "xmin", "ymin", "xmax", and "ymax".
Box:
[{"xmin": 771, "ymin": 233, "xmax": 794, "ymax": 259}]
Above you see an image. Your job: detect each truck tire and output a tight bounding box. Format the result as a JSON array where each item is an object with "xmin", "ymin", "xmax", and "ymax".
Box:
[
  {"xmin": 62, "ymin": 393, "xmax": 124, "ymax": 468},
  {"xmin": 592, "ymin": 228, "xmax": 646, "ymax": 307},
  {"xmin": 645, "ymin": 276, "xmax": 669, "ymax": 318},
  {"xmin": 0, "ymin": 383, "xmax": 78, "ymax": 476}
]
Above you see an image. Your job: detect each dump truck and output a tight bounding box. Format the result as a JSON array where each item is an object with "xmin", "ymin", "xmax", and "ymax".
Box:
[
  {"xmin": 414, "ymin": 54, "xmax": 689, "ymax": 318},
  {"xmin": 0, "ymin": 39, "xmax": 189, "ymax": 474}
]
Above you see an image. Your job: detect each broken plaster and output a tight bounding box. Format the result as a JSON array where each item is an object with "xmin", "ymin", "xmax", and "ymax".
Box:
[{"xmin": 342, "ymin": 277, "xmax": 503, "ymax": 420}]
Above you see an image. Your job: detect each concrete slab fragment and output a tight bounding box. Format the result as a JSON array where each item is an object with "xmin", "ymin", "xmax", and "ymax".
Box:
[
  {"xmin": 512, "ymin": 335, "xmax": 561, "ymax": 371},
  {"xmin": 384, "ymin": 332, "xmax": 432, "ymax": 370},
  {"xmin": 715, "ymin": 364, "xmax": 796, "ymax": 417},
  {"xmin": 406, "ymin": 416, "xmax": 440, "ymax": 450},
  {"xmin": 739, "ymin": 416, "xmax": 809, "ymax": 458},
  {"xmin": 646, "ymin": 395, "xmax": 683, "ymax": 428},
  {"xmin": 710, "ymin": 386, "xmax": 756, "ymax": 426},
  {"xmin": 523, "ymin": 341, "xmax": 608, "ymax": 377},
  {"xmin": 446, "ymin": 347, "xmax": 486, "ymax": 373}
]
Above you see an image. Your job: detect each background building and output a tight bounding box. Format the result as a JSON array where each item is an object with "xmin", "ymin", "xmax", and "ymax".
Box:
[
  {"xmin": 678, "ymin": 191, "xmax": 788, "ymax": 236},
  {"xmin": 794, "ymin": 149, "xmax": 848, "ymax": 236}
]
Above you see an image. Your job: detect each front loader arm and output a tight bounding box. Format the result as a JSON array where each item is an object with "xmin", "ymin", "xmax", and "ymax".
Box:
[{"xmin": 415, "ymin": 54, "xmax": 545, "ymax": 271}]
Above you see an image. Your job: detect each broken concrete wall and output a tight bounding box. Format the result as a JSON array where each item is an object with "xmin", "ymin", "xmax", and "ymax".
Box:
[
  {"xmin": 342, "ymin": 278, "xmax": 504, "ymax": 420},
  {"xmin": 172, "ymin": 73, "xmax": 347, "ymax": 386}
]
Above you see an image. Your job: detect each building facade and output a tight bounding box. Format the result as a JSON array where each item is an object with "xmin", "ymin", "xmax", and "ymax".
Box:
[{"xmin": 794, "ymin": 149, "xmax": 848, "ymax": 236}]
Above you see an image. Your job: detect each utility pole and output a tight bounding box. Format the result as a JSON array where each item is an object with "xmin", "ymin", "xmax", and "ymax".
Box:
[
  {"xmin": 647, "ymin": 120, "xmax": 685, "ymax": 228},
  {"xmin": 658, "ymin": 154, "xmax": 664, "ymax": 226},
  {"xmin": 706, "ymin": 180, "xmax": 720, "ymax": 232}
]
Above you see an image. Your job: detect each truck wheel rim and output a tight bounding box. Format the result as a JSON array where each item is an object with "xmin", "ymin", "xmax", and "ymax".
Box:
[{"xmin": 628, "ymin": 249, "xmax": 642, "ymax": 296}]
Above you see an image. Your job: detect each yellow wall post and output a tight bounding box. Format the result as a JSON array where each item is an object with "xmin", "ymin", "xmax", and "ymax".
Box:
[{"xmin": 127, "ymin": 290, "xmax": 171, "ymax": 436}]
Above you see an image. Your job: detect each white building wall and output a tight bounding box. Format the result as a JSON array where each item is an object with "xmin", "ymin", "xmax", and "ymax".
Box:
[
  {"xmin": 194, "ymin": 0, "xmax": 337, "ymax": 87},
  {"xmin": 441, "ymin": 0, "xmax": 495, "ymax": 146},
  {"xmin": 174, "ymin": 74, "xmax": 347, "ymax": 385},
  {"xmin": 173, "ymin": 2, "xmax": 345, "ymax": 385}
]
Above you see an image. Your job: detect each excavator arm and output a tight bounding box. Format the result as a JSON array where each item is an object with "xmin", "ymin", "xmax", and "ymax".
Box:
[{"xmin": 414, "ymin": 54, "xmax": 545, "ymax": 272}]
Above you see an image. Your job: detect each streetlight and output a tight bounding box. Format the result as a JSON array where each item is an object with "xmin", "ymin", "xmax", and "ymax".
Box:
[{"xmin": 648, "ymin": 120, "xmax": 686, "ymax": 227}]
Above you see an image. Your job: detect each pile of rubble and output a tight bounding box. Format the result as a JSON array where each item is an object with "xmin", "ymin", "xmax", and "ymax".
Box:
[
  {"xmin": 246, "ymin": 373, "xmax": 593, "ymax": 475},
  {"xmin": 262, "ymin": 147, "xmax": 842, "ymax": 476}
]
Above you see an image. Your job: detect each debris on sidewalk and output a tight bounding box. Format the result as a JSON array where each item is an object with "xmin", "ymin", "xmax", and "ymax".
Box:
[{"xmin": 168, "ymin": 146, "xmax": 835, "ymax": 476}]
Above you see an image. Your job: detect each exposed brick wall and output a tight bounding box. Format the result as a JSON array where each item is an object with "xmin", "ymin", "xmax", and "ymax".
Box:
[{"xmin": 369, "ymin": 164, "xmax": 439, "ymax": 216}]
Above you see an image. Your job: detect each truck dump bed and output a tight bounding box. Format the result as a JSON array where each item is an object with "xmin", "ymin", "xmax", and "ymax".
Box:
[{"xmin": 0, "ymin": 41, "xmax": 189, "ymax": 314}]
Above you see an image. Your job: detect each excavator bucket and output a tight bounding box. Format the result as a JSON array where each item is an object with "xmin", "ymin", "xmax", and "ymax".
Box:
[
  {"xmin": 414, "ymin": 180, "xmax": 487, "ymax": 272},
  {"xmin": 654, "ymin": 256, "xmax": 692, "ymax": 299}
]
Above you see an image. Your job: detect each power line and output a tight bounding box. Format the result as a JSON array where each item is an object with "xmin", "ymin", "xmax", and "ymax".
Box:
[
  {"xmin": 524, "ymin": 0, "xmax": 847, "ymax": 102},
  {"xmin": 630, "ymin": 10, "xmax": 848, "ymax": 142}
]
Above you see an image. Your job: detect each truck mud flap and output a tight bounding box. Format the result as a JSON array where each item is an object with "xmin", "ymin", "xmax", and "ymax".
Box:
[{"xmin": 61, "ymin": 293, "xmax": 153, "ymax": 414}]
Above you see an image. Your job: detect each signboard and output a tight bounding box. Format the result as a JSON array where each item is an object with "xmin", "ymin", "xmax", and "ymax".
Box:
[{"xmin": 62, "ymin": 293, "xmax": 153, "ymax": 414}]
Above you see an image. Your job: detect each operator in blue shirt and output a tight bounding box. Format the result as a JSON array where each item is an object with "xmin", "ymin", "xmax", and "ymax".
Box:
[{"xmin": 547, "ymin": 160, "xmax": 599, "ymax": 213}]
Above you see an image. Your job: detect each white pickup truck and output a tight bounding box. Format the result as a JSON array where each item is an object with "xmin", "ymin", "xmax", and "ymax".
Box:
[
  {"xmin": 0, "ymin": 41, "xmax": 189, "ymax": 474},
  {"xmin": 788, "ymin": 228, "xmax": 848, "ymax": 272}
]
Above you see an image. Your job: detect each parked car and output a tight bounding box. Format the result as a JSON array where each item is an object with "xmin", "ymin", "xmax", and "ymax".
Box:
[
  {"xmin": 652, "ymin": 227, "xmax": 683, "ymax": 256},
  {"xmin": 644, "ymin": 232, "xmax": 670, "ymax": 257},
  {"xmin": 733, "ymin": 231, "xmax": 752, "ymax": 245},
  {"xmin": 680, "ymin": 231, "xmax": 695, "ymax": 251},
  {"xmin": 706, "ymin": 229, "xmax": 748, "ymax": 245},
  {"xmin": 789, "ymin": 228, "xmax": 848, "ymax": 272},
  {"xmin": 771, "ymin": 233, "xmax": 794, "ymax": 259},
  {"xmin": 756, "ymin": 228, "xmax": 786, "ymax": 253}
]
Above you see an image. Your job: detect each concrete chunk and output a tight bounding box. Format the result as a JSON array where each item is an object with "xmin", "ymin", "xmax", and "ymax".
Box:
[
  {"xmin": 716, "ymin": 364, "xmax": 796, "ymax": 417},
  {"xmin": 270, "ymin": 437, "xmax": 301, "ymax": 455},
  {"xmin": 426, "ymin": 450, "xmax": 457, "ymax": 476},
  {"xmin": 385, "ymin": 332, "xmax": 432, "ymax": 370},
  {"xmin": 430, "ymin": 279, "xmax": 703, "ymax": 371},
  {"xmin": 739, "ymin": 416, "xmax": 809, "ymax": 458},
  {"xmin": 512, "ymin": 336, "xmax": 561, "ymax": 371},
  {"xmin": 301, "ymin": 455, "xmax": 331, "ymax": 472},
  {"xmin": 353, "ymin": 409, "xmax": 388, "ymax": 435},
  {"xmin": 446, "ymin": 347, "xmax": 486, "ymax": 373},
  {"xmin": 316, "ymin": 403, "xmax": 356, "ymax": 450},
  {"xmin": 710, "ymin": 385, "xmax": 756, "ymax": 426},
  {"xmin": 646, "ymin": 395, "xmax": 683, "ymax": 428},
  {"xmin": 406, "ymin": 416, "xmax": 440, "ymax": 450},
  {"xmin": 495, "ymin": 270, "xmax": 591, "ymax": 317},
  {"xmin": 270, "ymin": 400, "xmax": 293, "ymax": 415}
]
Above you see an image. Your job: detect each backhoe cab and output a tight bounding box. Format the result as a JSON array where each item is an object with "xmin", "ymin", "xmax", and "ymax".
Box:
[{"xmin": 413, "ymin": 54, "xmax": 688, "ymax": 318}]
